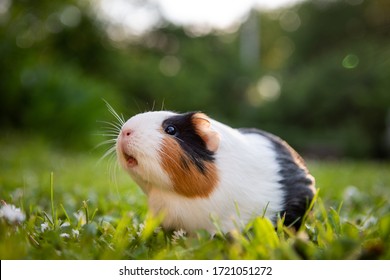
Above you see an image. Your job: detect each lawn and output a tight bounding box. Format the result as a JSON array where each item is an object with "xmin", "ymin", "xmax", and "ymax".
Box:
[{"xmin": 1, "ymin": 136, "xmax": 389, "ymax": 259}]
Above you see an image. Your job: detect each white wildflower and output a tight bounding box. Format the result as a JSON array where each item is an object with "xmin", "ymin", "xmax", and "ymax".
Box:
[
  {"xmin": 72, "ymin": 229, "xmax": 79, "ymax": 238},
  {"xmin": 154, "ymin": 226, "xmax": 162, "ymax": 234},
  {"xmin": 74, "ymin": 210, "xmax": 86, "ymax": 225},
  {"xmin": 60, "ymin": 221, "xmax": 70, "ymax": 228},
  {"xmin": 41, "ymin": 222, "xmax": 49, "ymax": 232},
  {"xmin": 343, "ymin": 185, "xmax": 362, "ymax": 201},
  {"xmin": 60, "ymin": 233, "xmax": 70, "ymax": 238},
  {"xmin": 0, "ymin": 204, "xmax": 26, "ymax": 223},
  {"xmin": 361, "ymin": 216, "xmax": 378, "ymax": 230},
  {"xmin": 136, "ymin": 223, "xmax": 145, "ymax": 237},
  {"xmin": 171, "ymin": 229, "xmax": 187, "ymax": 244}
]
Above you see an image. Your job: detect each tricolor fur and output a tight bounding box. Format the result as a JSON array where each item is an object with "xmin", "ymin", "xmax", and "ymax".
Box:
[{"xmin": 117, "ymin": 111, "xmax": 315, "ymax": 233}]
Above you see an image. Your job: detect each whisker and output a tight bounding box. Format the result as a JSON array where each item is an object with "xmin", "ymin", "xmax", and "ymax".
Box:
[
  {"xmin": 97, "ymin": 119, "xmax": 122, "ymax": 127},
  {"xmin": 94, "ymin": 133, "xmax": 119, "ymax": 138},
  {"xmin": 103, "ymin": 99, "xmax": 125, "ymax": 126},
  {"xmin": 108, "ymin": 152, "xmax": 119, "ymax": 188},
  {"xmin": 93, "ymin": 100, "xmax": 127, "ymax": 198},
  {"xmin": 132, "ymin": 98, "xmax": 146, "ymax": 114},
  {"xmin": 97, "ymin": 121, "xmax": 123, "ymax": 132},
  {"xmin": 97, "ymin": 145, "xmax": 117, "ymax": 166},
  {"xmin": 94, "ymin": 127, "xmax": 120, "ymax": 134},
  {"xmin": 95, "ymin": 132, "xmax": 120, "ymax": 138},
  {"xmin": 103, "ymin": 151, "xmax": 122, "ymax": 201},
  {"xmin": 94, "ymin": 139, "xmax": 117, "ymax": 148},
  {"xmin": 97, "ymin": 124, "xmax": 122, "ymax": 135}
]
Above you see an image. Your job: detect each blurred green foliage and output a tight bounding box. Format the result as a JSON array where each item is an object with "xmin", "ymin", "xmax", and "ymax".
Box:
[{"xmin": 1, "ymin": 0, "xmax": 389, "ymax": 157}]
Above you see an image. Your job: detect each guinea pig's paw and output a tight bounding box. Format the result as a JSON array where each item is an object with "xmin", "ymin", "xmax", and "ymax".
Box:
[{"xmin": 192, "ymin": 113, "xmax": 220, "ymax": 152}]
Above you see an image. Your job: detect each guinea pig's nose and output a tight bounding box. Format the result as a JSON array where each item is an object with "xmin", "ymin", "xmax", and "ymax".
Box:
[{"xmin": 121, "ymin": 129, "xmax": 133, "ymax": 137}]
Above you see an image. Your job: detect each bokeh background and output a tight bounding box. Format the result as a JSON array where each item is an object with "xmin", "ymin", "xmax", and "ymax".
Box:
[{"xmin": 1, "ymin": 0, "xmax": 390, "ymax": 159}]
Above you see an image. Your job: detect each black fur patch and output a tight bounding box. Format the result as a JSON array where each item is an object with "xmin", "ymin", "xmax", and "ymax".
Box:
[
  {"xmin": 239, "ymin": 128, "xmax": 315, "ymax": 229},
  {"xmin": 162, "ymin": 112, "xmax": 215, "ymax": 174}
]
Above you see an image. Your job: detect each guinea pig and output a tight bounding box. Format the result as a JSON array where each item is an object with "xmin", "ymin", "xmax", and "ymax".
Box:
[{"xmin": 116, "ymin": 111, "xmax": 316, "ymax": 233}]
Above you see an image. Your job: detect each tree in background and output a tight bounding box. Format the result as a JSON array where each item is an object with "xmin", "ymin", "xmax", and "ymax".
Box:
[{"xmin": 1, "ymin": 0, "xmax": 389, "ymax": 158}]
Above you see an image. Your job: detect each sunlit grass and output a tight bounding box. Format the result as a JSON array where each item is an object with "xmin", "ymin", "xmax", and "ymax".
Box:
[{"xmin": 1, "ymin": 136, "xmax": 389, "ymax": 259}]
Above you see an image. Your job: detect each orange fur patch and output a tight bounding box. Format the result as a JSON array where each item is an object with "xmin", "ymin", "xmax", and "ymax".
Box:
[
  {"xmin": 160, "ymin": 137, "xmax": 219, "ymax": 198},
  {"xmin": 191, "ymin": 113, "xmax": 220, "ymax": 152}
]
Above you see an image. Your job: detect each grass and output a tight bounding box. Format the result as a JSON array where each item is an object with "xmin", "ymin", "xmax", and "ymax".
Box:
[{"xmin": 1, "ymin": 136, "xmax": 390, "ymax": 260}]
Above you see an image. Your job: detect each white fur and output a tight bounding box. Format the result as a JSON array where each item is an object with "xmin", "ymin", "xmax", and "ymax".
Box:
[
  {"xmin": 117, "ymin": 111, "xmax": 176, "ymax": 194},
  {"xmin": 118, "ymin": 111, "xmax": 285, "ymax": 233}
]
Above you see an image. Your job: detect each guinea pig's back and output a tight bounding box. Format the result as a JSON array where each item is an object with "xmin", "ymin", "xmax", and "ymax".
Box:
[
  {"xmin": 239, "ymin": 128, "xmax": 316, "ymax": 228},
  {"xmin": 210, "ymin": 118, "xmax": 315, "ymax": 229}
]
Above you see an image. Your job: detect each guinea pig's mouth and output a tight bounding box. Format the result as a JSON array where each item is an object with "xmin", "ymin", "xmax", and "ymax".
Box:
[{"xmin": 123, "ymin": 152, "xmax": 138, "ymax": 167}]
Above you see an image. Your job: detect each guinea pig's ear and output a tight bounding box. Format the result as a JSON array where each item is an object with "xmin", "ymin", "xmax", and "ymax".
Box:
[{"xmin": 192, "ymin": 113, "xmax": 220, "ymax": 152}]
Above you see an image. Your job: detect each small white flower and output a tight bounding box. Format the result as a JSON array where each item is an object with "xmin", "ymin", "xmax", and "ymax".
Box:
[
  {"xmin": 41, "ymin": 222, "xmax": 49, "ymax": 232},
  {"xmin": 172, "ymin": 229, "xmax": 187, "ymax": 244},
  {"xmin": 0, "ymin": 204, "xmax": 26, "ymax": 223},
  {"xmin": 343, "ymin": 185, "xmax": 362, "ymax": 201},
  {"xmin": 154, "ymin": 226, "xmax": 162, "ymax": 234},
  {"xmin": 74, "ymin": 210, "xmax": 86, "ymax": 225},
  {"xmin": 362, "ymin": 216, "xmax": 378, "ymax": 230},
  {"xmin": 60, "ymin": 221, "xmax": 70, "ymax": 228},
  {"xmin": 72, "ymin": 229, "xmax": 79, "ymax": 238},
  {"xmin": 136, "ymin": 223, "xmax": 145, "ymax": 237},
  {"xmin": 60, "ymin": 233, "xmax": 70, "ymax": 238}
]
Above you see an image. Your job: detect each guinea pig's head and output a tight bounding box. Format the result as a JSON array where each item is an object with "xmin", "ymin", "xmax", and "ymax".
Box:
[{"xmin": 117, "ymin": 111, "xmax": 220, "ymax": 198}]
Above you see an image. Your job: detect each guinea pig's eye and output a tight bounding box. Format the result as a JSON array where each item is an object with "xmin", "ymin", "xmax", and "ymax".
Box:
[{"xmin": 165, "ymin": 125, "xmax": 177, "ymax": 136}]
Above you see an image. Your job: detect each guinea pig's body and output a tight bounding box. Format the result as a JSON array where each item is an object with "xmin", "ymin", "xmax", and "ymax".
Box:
[{"xmin": 116, "ymin": 111, "xmax": 315, "ymax": 233}]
